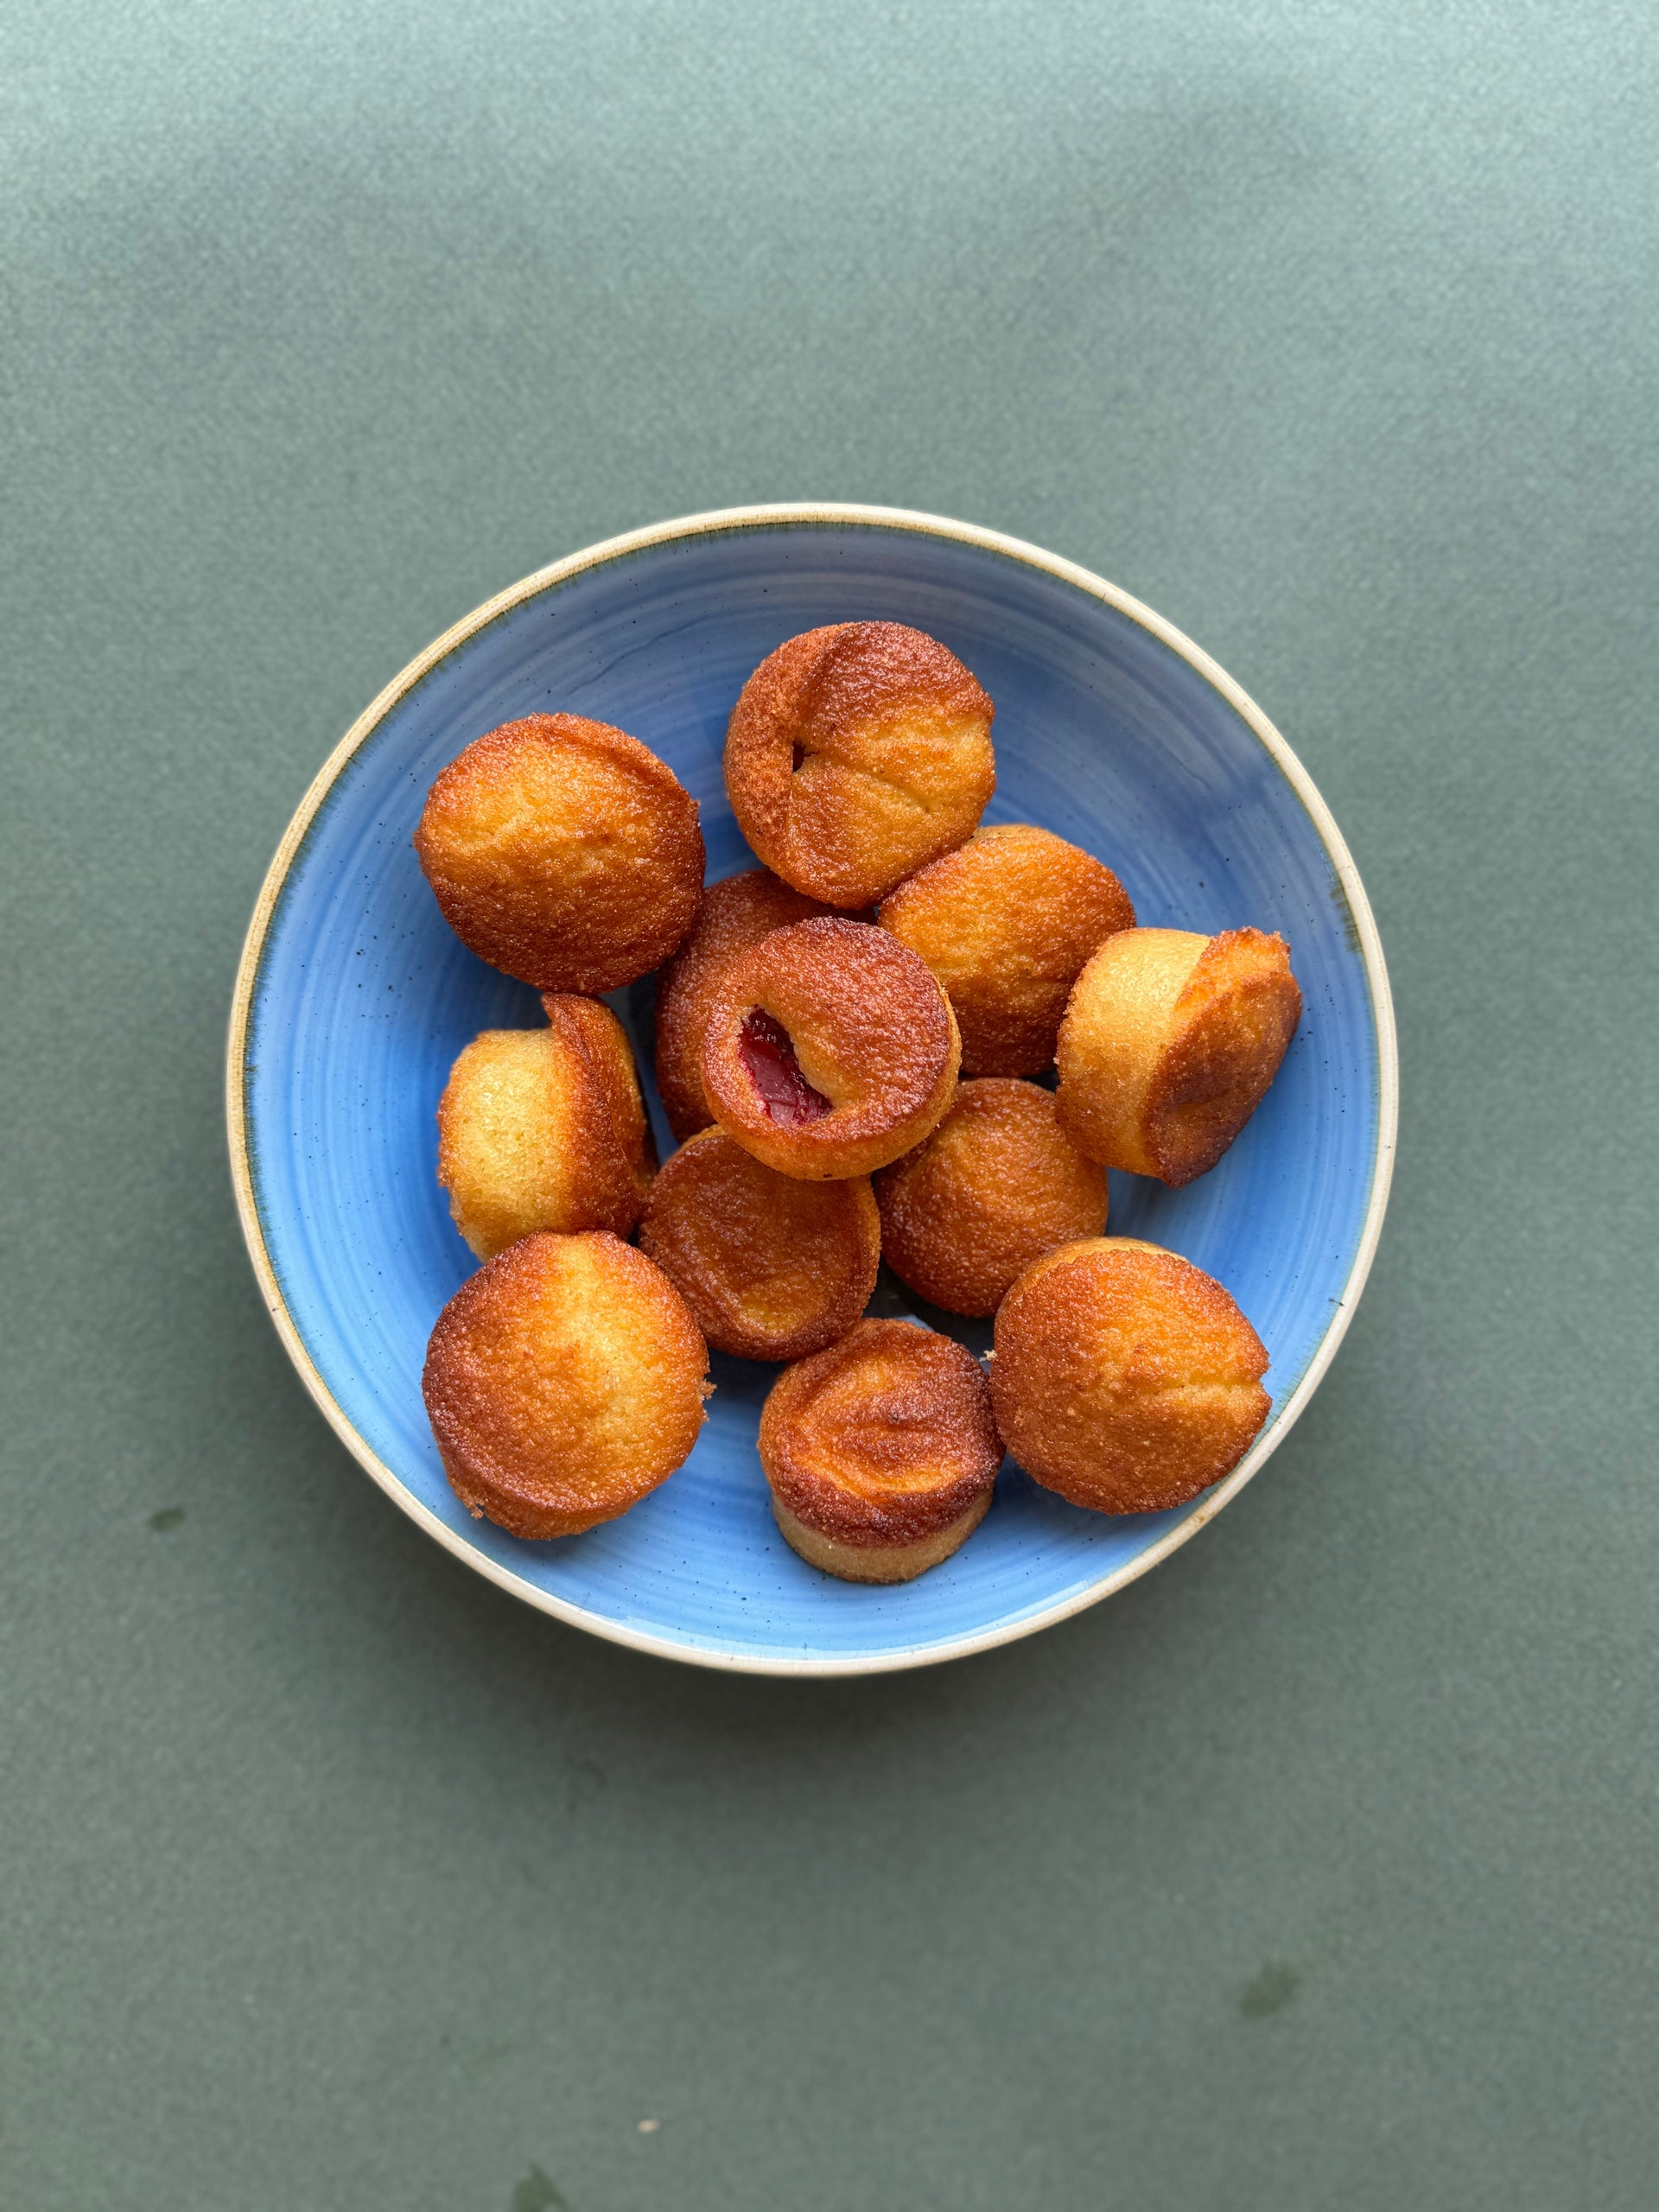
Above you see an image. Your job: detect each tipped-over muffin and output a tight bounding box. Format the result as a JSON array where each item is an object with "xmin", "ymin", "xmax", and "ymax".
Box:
[
  {"xmin": 759, "ymin": 1319, "xmax": 1002, "ymax": 1582},
  {"xmin": 874, "ymin": 1079, "xmax": 1107, "ymax": 1317},
  {"xmin": 653, "ymin": 868, "xmax": 834, "ymax": 1141},
  {"xmin": 423, "ymin": 1230, "xmax": 709, "ymax": 1539},
  {"xmin": 701, "ymin": 917, "xmax": 960, "ymax": 1179},
  {"xmin": 724, "ymin": 622, "xmax": 995, "ymax": 907},
  {"xmin": 880, "ymin": 823, "xmax": 1135, "ymax": 1075},
  {"xmin": 414, "ymin": 714, "xmax": 703, "ymax": 991},
  {"xmin": 1056, "ymin": 927, "xmax": 1301, "ymax": 1185},
  {"xmin": 639, "ymin": 1129, "xmax": 880, "ymax": 1362},
  {"xmin": 436, "ymin": 998, "xmax": 654, "ymax": 1260},
  {"xmin": 990, "ymin": 1236, "xmax": 1269, "ymax": 1515}
]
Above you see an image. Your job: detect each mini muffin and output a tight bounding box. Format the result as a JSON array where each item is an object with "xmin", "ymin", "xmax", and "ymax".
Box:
[
  {"xmin": 880, "ymin": 823, "xmax": 1135, "ymax": 1075},
  {"xmin": 436, "ymin": 997, "xmax": 654, "ymax": 1260},
  {"xmin": 423, "ymin": 1230, "xmax": 709, "ymax": 1539},
  {"xmin": 639, "ymin": 1128, "xmax": 880, "ymax": 1362},
  {"xmin": 1056, "ymin": 928, "xmax": 1302, "ymax": 1186},
  {"xmin": 759, "ymin": 1319, "xmax": 1002, "ymax": 1583},
  {"xmin": 724, "ymin": 622, "xmax": 995, "ymax": 908},
  {"xmin": 701, "ymin": 917, "xmax": 960, "ymax": 1179},
  {"xmin": 990, "ymin": 1236, "xmax": 1269, "ymax": 1515},
  {"xmin": 653, "ymin": 868, "xmax": 835, "ymax": 1141},
  {"xmin": 414, "ymin": 714, "xmax": 703, "ymax": 992},
  {"xmin": 874, "ymin": 1080, "xmax": 1107, "ymax": 1317}
]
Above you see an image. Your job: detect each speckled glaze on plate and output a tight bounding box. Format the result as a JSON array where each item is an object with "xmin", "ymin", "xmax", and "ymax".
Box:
[{"xmin": 227, "ymin": 505, "xmax": 1396, "ymax": 1675}]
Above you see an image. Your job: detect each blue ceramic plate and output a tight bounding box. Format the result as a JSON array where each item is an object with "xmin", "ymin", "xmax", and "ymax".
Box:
[{"xmin": 228, "ymin": 505, "xmax": 1395, "ymax": 1675}]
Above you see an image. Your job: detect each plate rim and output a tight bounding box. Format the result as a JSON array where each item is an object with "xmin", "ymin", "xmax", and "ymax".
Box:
[{"xmin": 225, "ymin": 501, "xmax": 1399, "ymax": 1676}]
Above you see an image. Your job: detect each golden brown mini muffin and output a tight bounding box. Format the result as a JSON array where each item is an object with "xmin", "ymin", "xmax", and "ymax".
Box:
[
  {"xmin": 759, "ymin": 1319, "xmax": 1002, "ymax": 1583},
  {"xmin": 435, "ymin": 997, "xmax": 654, "ymax": 1260},
  {"xmin": 701, "ymin": 917, "xmax": 960, "ymax": 1180},
  {"xmin": 639, "ymin": 1128, "xmax": 880, "ymax": 1362},
  {"xmin": 653, "ymin": 868, "xmax": 835, "ymax": 1141},
  {"xmin": 1055, "ymin": 928, "xmax": 1302, "ymax": 1186},
  {"xmin": 879, "ymin": 823, "xmax": 1135, "ymax": 1076},
  {"xmin": 874, "ymin": 1080, "xmax": 1107, "ymax": 1317},
  {"xmin": 990, "ymin": 1236, "xmax": 1269, "ymax": 1515},
  {"xmin": 724, "ymin": 622, "xmax": 995, "ymax": 907},
  {"xmin": 423, "ymin": 1230, "xmax": 709, "ymax": 1539},
  {"xmin": 414, "ymin": 714, "xmax": 703, "ymax": 991}
]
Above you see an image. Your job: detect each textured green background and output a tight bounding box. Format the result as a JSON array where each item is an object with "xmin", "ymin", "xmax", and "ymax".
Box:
[{"xmin": 4, "ymin": 4, "xmax": 1656, "ymax": 2206}]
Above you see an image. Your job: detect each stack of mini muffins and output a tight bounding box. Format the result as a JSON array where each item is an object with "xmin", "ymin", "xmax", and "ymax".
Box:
[{"xmin": 416, "ymin": 621, "xmax": 1301, "ymax": 1583}]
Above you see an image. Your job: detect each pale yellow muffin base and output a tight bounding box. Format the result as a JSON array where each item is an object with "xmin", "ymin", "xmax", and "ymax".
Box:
[{"xmin": 770, "ymin": 1488, "xmax": 992, "ymax": 1584}]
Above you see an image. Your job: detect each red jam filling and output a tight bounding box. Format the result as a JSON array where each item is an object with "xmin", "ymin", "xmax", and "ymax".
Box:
[{"xmin": 738, "ymin": 1009, "xmax": 830, "ymax": 1126}]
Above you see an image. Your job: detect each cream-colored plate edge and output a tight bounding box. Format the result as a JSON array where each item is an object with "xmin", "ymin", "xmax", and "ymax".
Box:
[{"xmin": 226, "ymin": 502, "xmax": 1399, "ymax": 1677}]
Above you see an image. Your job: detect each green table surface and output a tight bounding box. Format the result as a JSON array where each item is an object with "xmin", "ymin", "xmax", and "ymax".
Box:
[{"xmin": 5, "ymin": 4, "xmax": 1656, "ymax": 2206}]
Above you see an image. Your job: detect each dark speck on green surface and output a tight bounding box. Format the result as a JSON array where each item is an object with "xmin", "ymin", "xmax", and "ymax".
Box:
[
  {"xmin": 510, "ymin": 2165, "xmax": 568, "ymax": 2212},
  {"xmin": 148, "ymin": 1507, "xmax": 185, "ymax": 1533},
  {"xmin": 565, "ymin": 1754, "xmax": 606, "ymax": 1811},
  {"xmin": 1240, "ymin": 1961, "xmax": 1301, "ymax": 2018}
]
